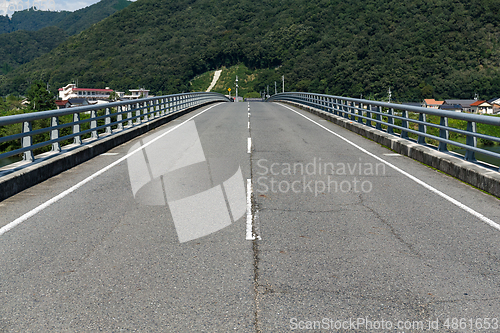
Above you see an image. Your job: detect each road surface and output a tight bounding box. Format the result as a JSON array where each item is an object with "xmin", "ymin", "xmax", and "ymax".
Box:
[{"xmin": 1, "ymin": 101, "xmax": 500, "ymax": 332}]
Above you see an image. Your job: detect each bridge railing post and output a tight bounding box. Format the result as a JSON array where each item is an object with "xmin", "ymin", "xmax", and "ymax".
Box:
[
  {"xmin": 465, "ymin": 121, "xmax": 477, "ymax": 161},
  {"xmin": 417, "ymin": 113, "xmax": 426, "ymax": 144},
  {"xmin": 105, "ymin": 107, "xmax": 112, "ymax": 134},
  {"xmin": 387, "ymin": 107, "xmax": 394, "ymax": 134},
  {"xmin": 90, "ymin": 109, "xmax": 98, "ymax": 140},
  {"xmin": 135, "ymin": 102, "xmax": 142, "ymax": 125},
  {"xmin": 366, "ymin": 105, "xmax": 372, "ymax": 127},
  {"xmin": 144, "ymin": 101, "xmax": 149, "ymax": 121},
  {"xmin": 349, "ymin": 102, "xmax": 356, "ymax": 120},
  {"xmin": 127, "ymin": 104, "xmax": 133, "ymax": 127},
  {"xmin": 400, "ymin": 110, "xmax": 409, "ymax": 139},
  {"xmin": 358, "ymin": 102, "xmax": 364, "ymax": 124},
  {"xmin": 117, "ymin": 105, "xmax": 123, "ymax": 130},
  {"xmin": 160, "ymin": 98, "xmax": 165, "ymax": 116},
  {"xmin": 51, "ymin": 116, "xmax": 61, "ymax": 152},
  {"xmin": 73, "ymin": 113, "xmax": 82, "ymax": 145},
  {"xmin": 145, "ymin": 101, "xmax": 152, "ymax": 120},
  {"xmin": 22, "ymin": 121, "xmax": 34, "ymax": 161},
  {"xmin": 438, "ymin": 116, "xmax": 448, "ymax": 151},
  {"xmin": 375, "ymin": 106, "xmax": 382, "ymax": 130}
]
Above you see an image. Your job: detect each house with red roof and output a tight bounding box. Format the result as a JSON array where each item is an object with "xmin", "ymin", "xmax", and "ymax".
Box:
[
  {"xmin": 55, "ymin": 100, "xmax": 70, "ymax": 109},
  {"xmin": 422, "ymin": 99, "xmax": 444, "ymax": 109},
  {"xmin": 471, "ymin": 100, "xmax": 493, "ymax": 114},
  {"xmin": 58, "ymin": 83, "xmax": 113, "ymax": 101}
]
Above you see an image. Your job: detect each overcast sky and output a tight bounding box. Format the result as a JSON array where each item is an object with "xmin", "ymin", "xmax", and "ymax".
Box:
[
  {"xmin": 58, "ymin": 1, "xmax": 102, "ymax": 11},
  {"xmin": 58, "ymin": 0, "xmax": 136, "ymax": 12}
]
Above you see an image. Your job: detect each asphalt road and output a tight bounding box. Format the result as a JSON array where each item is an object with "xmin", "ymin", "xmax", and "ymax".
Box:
[{"xmin": 1, "ymin": 101, "xmax": 500, "ymax": 332}]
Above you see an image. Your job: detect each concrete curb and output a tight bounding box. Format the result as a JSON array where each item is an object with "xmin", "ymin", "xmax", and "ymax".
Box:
[
  {"xmin": 0, "ymin": 102, "xmax": 217, "ymax": 202},
  {"xmin": 282, "ymin": 101, "xmax": 500, "ymax": 198}
]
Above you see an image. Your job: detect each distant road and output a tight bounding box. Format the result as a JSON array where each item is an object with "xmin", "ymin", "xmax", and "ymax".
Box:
[
  {"xmin": 206, "ymin": 69, "xmax": 223, "ymax": 92},
  {"xmin": 1, "ymin": 102, "xmax": 500, "ymax": 332}
]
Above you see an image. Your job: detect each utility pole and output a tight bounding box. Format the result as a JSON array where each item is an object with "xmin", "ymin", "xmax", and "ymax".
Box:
[
  {"xmin": 267, "ymin": 85, "xmax": 269, "ymax": 98},
  {"xmin": 282, "ymin": 75, "xmax": 285, "ymax": 93},
  {"xmin": 235, "ymin": 76, "xmax": 239, "ymax": 102},
  {"xmin": 388, "ymin": 87, "xmax": 392, "ymax": 103},
  {"xmin": 275, "ymin": 81, "xmax": 277, "ymax": 95}
]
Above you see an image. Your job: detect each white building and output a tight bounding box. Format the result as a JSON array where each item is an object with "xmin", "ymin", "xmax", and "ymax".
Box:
[
  {"xmin": 471, "ymin": 100, "xmax": 494, "ymax": 114},
  {"xmin": 58, "ymin": 84, "xmax": 113, "ymax": 101},
  {"xmin": 116, "ymin": 88, "xmax": 150, "ymax": 100}
]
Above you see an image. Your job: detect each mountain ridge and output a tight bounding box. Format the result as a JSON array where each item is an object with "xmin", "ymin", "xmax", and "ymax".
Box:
[
  {"xmin": 0, "ymin": 0, "xmax": 132, "ymax": 35},
  {"xmin": 0, "ymin": 0, "xmax": 132, "ymax": 75},
  {"xmin": 1, "ymin": 0, "xmax": 500, "ymax": 101}
]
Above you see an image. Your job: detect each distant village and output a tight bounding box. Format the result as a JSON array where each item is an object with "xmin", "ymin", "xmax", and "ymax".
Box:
[
  {"xmin": 52, "ymin": 83, "xmax": 500, "ymax": 115},
  {"xmin": 420, "ymin": 98, "xmax": 500, "ymax": 114},
  {"xmin": 54, "ymin": 83, "xmax": 151, "ymax": 109}
]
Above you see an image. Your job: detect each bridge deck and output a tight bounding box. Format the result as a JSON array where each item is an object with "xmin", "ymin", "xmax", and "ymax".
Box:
[{"xmin": 1, "ymin": 102, "xmax": 499, "ymax": 331}]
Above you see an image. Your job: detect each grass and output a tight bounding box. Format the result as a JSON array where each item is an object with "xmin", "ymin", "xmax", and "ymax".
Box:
[
  {"xmin": 189, "ymin": 71, "xmax": 214, "ymax": 93},
  {"xmin": 189, "ymin": 64, "xmax": 280, "ymax": 98}
]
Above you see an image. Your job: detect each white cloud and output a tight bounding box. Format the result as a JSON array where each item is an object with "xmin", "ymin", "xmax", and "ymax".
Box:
[
  {"xmin": 57, "ymin": 0, "xmax": 136, "ymax": 12},
  {"xmin": 57, "ymin": 0, "xmax": 105, "ymax": 11}
]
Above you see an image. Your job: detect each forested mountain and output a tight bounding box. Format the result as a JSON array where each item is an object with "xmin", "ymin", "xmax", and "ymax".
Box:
[
  {"xmin": 0, "ymin": 27, "xmax": 69, "ymax": 75},
  {"xmin": 1, "ymin": 0, "xmax": 500, "ymax": 101},
  {"xmin": 0, "ymin": 0, "xmax": 132, "ymax": 35},
  {"xmin": 0, "ymin": 0, "xmax": 132, "ymax": 75}
]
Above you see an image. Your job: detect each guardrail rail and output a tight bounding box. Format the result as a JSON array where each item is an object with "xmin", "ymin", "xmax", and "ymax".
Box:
[
  {"xmin": 268, "ymin": 92, "xmax": 500, "ymax": 171},
  {"xmin": 0, "ymin": 92, "xmax": 228, "ymax": 166}
]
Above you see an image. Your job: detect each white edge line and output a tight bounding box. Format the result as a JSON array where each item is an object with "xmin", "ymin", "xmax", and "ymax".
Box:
[
  {"xmin": 278, "ymin": 103, "xmax": 500, "ymax": 232},
  {"xmin": 0, "ymin": 103, "xmax": 224, "ymax": 237},
  {"xmin": 246, "ymin": 178, "xmax": 254, "ymax": 240}
]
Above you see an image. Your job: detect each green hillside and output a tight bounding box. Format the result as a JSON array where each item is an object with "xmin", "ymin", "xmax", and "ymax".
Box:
[
  {"xmin": 0, "ymin": 0, "xmax": 132, "ymax": 75},
  {"xmin": 1, "ymin": 0, "xmax": 500, "ymax": 101},
  {"xmin": 190, "ymin": 65, "xmax": 280, "ymax": 98},
  {"xmin": 0, "ymin": 27, "xmax": 69, "ymax": 75},
  {"xmin": 0, "ymin": 0, "xmax": 132, "ymax": 35}
]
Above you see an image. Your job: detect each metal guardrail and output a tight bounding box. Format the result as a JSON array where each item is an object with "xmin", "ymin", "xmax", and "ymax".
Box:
[
  {"xmin": 0, "ymin": 92, "xmax": 229, "ymax": 164},
  {"xmin": 268, "ymin": 92, "xmax": 500, "ymax": 169}
]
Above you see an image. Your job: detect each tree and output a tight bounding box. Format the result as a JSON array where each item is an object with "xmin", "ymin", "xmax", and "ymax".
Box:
[
  {"xmin": 26, "ymin": 81, "xmax": 56, "ymax": 111},
  {"xmin": 108, "ymin": 91, "xmax": 119, "ymax": 101},
  {"xmin": 0, "ymin": 96, "xmax": 6, "ymax": 114}
]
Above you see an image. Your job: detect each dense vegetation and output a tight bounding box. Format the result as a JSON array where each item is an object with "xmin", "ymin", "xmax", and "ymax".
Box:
[
  {"xmin": 0, "ymin": 0, "xmax": 132, "ymax": 35},
  {"xmin": 0, "ymin": 0, "xmax": 132, "ymax": 75},
  {"xmin": 0, "ymin": 27, "xmax": 68, "ymax": 75},
  {"xmin": 1, "ymin": 0, "xmax": 500, "ymax": 102},
  {"xmin": 190, "ymin": 65, "xmax": 282, "ymax": 98}
]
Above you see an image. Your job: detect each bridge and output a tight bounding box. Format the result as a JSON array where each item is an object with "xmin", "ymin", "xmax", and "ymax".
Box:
[{"xmin": 1, "ymin": 93, "xmax": 500, "ymax": 331}]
